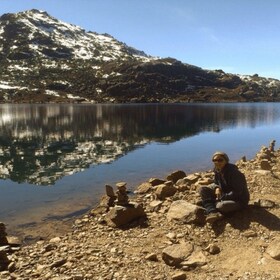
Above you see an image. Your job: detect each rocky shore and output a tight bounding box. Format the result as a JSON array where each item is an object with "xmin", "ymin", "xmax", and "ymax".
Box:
[{"xmin": 1, "ymin": 142, "xmax": 280, "ymax": 280}]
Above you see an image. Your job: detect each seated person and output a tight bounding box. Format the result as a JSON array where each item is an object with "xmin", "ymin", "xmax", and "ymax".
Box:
[{"xmin": 199, "ymin": 151, "xmax": 250, "ymax": 223}]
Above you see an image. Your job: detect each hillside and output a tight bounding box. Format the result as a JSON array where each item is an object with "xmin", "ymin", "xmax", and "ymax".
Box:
[{"xmin": 0, "ymin": 9, "xmax": 280, "ymax": 103}]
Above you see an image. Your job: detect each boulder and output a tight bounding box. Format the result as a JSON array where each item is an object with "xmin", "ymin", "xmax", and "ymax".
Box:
[
  {"xmin": 175, "ymin": 178, "xmax": 190, "ymax": 192},
  {"xmin": 148, "ymin": 178, "xmax": 166, "ymax": 186},
  {"xmin": 154, "ymin": 182, "xmax": 177, "ymax": 200},
  {"xmin": 166, "ymin": 170, "xmax": 186, "ymax": 184},
  {"xmin": 167, "ymin": 200, "xmax": 205, "ymax": 225},
  {"xmin": 260, "ymin": 159, "xmax": 272, "ymax": 170},
  {"xmin": 135, "ymin": 182, "xmax": 152, "ymax": 194},
  {"xmin": 105, "ymin": 202, "xmax": 146, "ymax": 227},
  {"xmin": 162, "ymin": 242, "xmax": 193, "ymax": 267},
  {"xmin": 184, "ymin": 174, "xmax": 201, "ymax": 184}
]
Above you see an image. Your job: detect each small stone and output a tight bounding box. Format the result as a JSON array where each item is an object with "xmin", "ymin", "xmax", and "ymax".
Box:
[
  {"xmin": 242, "ymin": 230, "xmax": 257, "ymax": 238},
  {"xmin": 205, "ymin": 244, "xmax": 221, "ymax": 255},
  {"xmin": 266, "ymin": 239, "xmax": 280, "ymax": 260},
  {"xmin": 49, "ymin": 237, "xmax": 61, "ymax": 243},
  {"xmin": 145, "ymin": 253, "xmax": 158, "ymax": 261},
  {"xmin": 171, "ymin": 272, "xmax": 187, "ymax": 280},
  {"xmin": 50, "ymin": 258, "xmax": 67, "ymax": 268}
]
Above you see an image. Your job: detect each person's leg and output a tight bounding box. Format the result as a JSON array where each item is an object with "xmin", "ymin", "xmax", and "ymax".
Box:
[
  {"xmin": 199, "ymin": 185, "xmax": 217, "ymax": 214},
  {"xmin": 216, "ymin": 200, "xmax": 242, "ymax": 214}
]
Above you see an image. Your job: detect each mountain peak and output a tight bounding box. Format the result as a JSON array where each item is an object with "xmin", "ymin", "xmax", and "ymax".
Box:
[{"xmin": 0, "ymin": 10, "xmax": 279, "ymax": 103}]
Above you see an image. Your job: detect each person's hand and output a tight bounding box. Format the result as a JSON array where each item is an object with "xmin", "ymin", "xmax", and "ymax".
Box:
[{"xmin": 215, "ymin": 187, "xmax": 222, "ymax": 200}]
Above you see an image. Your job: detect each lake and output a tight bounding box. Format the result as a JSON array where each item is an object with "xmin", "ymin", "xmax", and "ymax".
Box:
[{"xmin": 1, "ymin": 103, "xmax": 280, "ymax": 235}]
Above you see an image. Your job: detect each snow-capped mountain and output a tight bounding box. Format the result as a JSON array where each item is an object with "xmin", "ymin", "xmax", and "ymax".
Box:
[
  {"xmin": 0, "ymin": 9, "xmax": 280, "ymax": 103},
  {"xmin": 0, "ymin": 9, "xmax": 151, "ymax": 62}
]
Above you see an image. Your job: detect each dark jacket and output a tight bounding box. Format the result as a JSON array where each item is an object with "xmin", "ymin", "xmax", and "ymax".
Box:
[{"xmin": 214, "ymin": 163, "xmax": 250, "ymax": 206}]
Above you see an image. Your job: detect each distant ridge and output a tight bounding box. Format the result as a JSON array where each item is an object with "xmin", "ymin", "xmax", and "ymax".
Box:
[{"xmin": 0, "ymin": 9, "xmax": 280, "ymax": 103}]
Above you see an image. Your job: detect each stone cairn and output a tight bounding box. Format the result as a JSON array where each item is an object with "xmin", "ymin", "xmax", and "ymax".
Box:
[
  {"xmin": 105, "ymin": 182, "xmax": 130, "ymax": 207},
  {"xmin": 256, "ymin": 140, "xmax": 276, "ymax": 171},
  {"xmin": 115, "ymin": 182, "xmax": 129, "ymax": 206},
  {"xmin": 269, "ymin": 139, "xmax": 276, "ymax": 152},
  {"xmin": 0, "ymin": 222, "xmax": 8, "ymax": 246},
  {"xmin": 0, "ymin": 222, "xmax": 10, "ymax": 271},
  {"xmin": 105, "ymin": 185, "xmax": 117, "ymax": 207},
  {"xmin": 103, "ymin": 182, "xmax": 146, "ymax": 227}
]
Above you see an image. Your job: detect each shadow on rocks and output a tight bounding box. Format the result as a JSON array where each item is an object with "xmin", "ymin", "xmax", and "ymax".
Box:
[{"xmin": 211, "ymin": 204, "xmax": 280, "ymax": 236}]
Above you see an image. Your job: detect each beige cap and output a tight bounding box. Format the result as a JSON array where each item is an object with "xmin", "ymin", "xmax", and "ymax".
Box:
[{"xmin": 212, "ymin": 151, "xmax": 229, "ymax": 163}]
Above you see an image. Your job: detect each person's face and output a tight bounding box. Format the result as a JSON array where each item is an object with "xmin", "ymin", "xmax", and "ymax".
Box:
[{"xmin": 212, "ymin": 156, "xmax": 227, "ymax": 170}]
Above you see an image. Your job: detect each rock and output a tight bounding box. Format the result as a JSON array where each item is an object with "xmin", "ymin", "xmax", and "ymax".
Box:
[
  {"xmin": 205, "ymin": 244, "xmax": 221, "ymax": 255},
  {"xmin": 135, "ymin": 182, "xmax": 152, "ymax": 194},
  {"xmin": 44, "ymin": 243, "xmax": 57, "ymax": 252},
  {"xmin": 89, "ymin": 205, "xmax": 108, "ymax": 216},
  {"xmin": 0, "ymin": 223, "xmax": 8, "ymax": 246},
  {"xmin": 104, "ymin": 185, "xmax": 116, "ymax": 206},
  {"xmin": 145, "ymin": 253, "xmax": 158, "ymax": 261},
  {"xmin": 260, "ymin": 159, "xmax": 272, "ymax": 170},
  {"xmin": 105, "ymin": 202, "xmax": 146, "ymax": 227},
  {"xmin": 269, "ymin": 140, "xmax": 276, "ymax": 152},
  {"xmin": 154, "ymin": 182, "xmax": 177, "ymax": 200},
  {"xmin": 50, "ymin": 258, "xmax": 67, "ymax": 268},
  {"xmin": 0, "ymin": 249, "xmax": 10, "ymax": 271},
  {"xmin": 116, "ymin": 182, "xmax": 130, "ymax": 206},
  {"xmin": 116, "ymin": 182, "xmax": 127, "ymax": 188},
  {"xmin": 167, "ymin": 200, "xmax": 205, "ymax": 225},
  {"xmin": 184, "ymin": 174, "xmax": 201, "ymax": 184},
  {"xmin": 166, "ymin": 232, "xmax": 176, "ymax": 240},
  {"xmin": 242, "ymin": 230, "xmax": 257, "ymax": 238},
  {"xmin": 254, "ymin": 199, "xmax": 276, "ymax": 208},
  {"xmin": 6, "ymin": 236, "xmax": 21, "ymax": 247},
  {"xmin": 195, "ymin": 178, "xmax": 213, "ymax": 186},
  {"xmin": 254, "ymin": 170, "xmax": 271, "ymax": 175},
  {"xmin": 162, "ymin": 242, "xmax": 193, "ymax": 267},
  {"xmin": 8, "ymin": 262, "xmax": 16, "ymax": 273},
  {"xmin": 166, "ymin": 170, "xmax": 186, "ymax": 184},
  {"xmin": 149, "ymin": 200, "xmax": 163, "ymax": 212},
  {"xmin": 171, "ymin": 272, "xmax": 187, "ymax": 280},
  {"xmin": 148, "ymin": 178, "xmax": 166, "ymax": 186},
  {"xmin": 181, "ymin": 250, "xmax": 207, "ymax": 268},
  {"xmin": 175, "ymin": 178, "xmax": 190, "ymax": 191},
  {"xmin": 266, "ymin": 239, "xmax": 280, "ymax": 260},
  {"xmin": 49, "ymin": 237, "xmax": 61, "ymax": 243},
  {"xmin": 105, "ymin": 185, "xmax": 116, "ymax": 197}
]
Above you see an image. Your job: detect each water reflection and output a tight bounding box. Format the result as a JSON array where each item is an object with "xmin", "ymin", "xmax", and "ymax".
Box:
[{"xmin": 0, "ymin": 103, "xmax": 280, "ymax": 185}]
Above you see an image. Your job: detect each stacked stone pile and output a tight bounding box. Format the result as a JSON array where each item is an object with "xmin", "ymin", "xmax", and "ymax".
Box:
[
  {"xmin": 0, "ymin": 223, "xmax": 8, "ymax": 246},
  {"xmin": 0, "ymin": 223, "xmax": 9, "ymax": 272},
  {"xmin": 1, "ymin": 142, "xmax": 280, "ymax": 280}
]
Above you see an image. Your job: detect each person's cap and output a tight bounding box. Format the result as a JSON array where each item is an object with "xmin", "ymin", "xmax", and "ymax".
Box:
[{"xmin": 212, "ymin": 151, "xmax": 229, "ymax": 163}]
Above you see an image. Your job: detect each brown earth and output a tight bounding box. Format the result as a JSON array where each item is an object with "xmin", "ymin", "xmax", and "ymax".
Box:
[{"xmin": 1, "ymin": 143, "xmax": 280, "ymax": 280}]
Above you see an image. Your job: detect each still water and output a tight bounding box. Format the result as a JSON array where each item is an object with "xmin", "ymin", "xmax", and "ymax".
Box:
[{"xmin": 1, "ymin": 103, "xmax": 280, "ymax": 232}]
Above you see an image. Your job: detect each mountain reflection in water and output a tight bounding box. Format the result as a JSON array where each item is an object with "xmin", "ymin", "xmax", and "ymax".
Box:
[{"xmin": 0, "ymin": 103, "xmax": 280, "ymax": 185}]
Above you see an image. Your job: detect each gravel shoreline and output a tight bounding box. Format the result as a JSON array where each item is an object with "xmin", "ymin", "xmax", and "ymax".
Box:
[{"xmin": 1, "ymin": 142, "xmax": 280, "ymax": 280}]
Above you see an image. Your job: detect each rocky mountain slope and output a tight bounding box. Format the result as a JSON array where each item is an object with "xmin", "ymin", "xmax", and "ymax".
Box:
[
  {"xmin": 1, "ymin": 142, "xmax": 280, "ymax": 279},
  {"xmin": 0, "ymin": 9, "xmax": 280, "ymax": 103}
]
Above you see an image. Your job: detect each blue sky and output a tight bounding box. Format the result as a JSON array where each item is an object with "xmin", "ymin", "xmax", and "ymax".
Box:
[{"xmin": 1, "ymin": 0, "xmax": 280, "ymax": 79}]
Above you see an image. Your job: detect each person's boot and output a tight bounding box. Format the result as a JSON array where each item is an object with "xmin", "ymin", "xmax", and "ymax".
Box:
[{"xmin": 205, "ymin": 212, "xmax": 223, "ymax": 224}]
